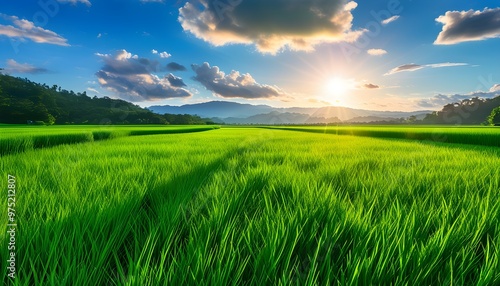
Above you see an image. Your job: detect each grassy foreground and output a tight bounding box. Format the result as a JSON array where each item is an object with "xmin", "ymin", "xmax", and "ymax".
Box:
[
  {"xmin": 1, "ymin": 127, "xmax": 500, "ymax": 285},
  {"xmin": 0, "ymin": 125, "xmax": 219, "ymax": 156}
]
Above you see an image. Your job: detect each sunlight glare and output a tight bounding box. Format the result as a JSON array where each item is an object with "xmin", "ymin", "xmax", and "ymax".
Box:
[{"xmin": 325, "ymin": 77, "xmax": 352, "ymax": 96}]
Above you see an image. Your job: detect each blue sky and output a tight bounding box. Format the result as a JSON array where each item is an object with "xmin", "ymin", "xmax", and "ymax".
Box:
[{"xmin": 1, "ymin": 0, "xmax": 499, "ymax": 111}]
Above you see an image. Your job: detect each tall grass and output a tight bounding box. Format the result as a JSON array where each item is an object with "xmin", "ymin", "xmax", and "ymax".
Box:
[
  {"xmin": 1, "ymin": 128, "xmax": 499, "ymax": 285},
  {"xmin": 264, "ymin": 125, "xmax": 500, "ymax": 147},
  {"xmin": 0, "ymin": 125, "xmax": 218, "ymax": 156}
]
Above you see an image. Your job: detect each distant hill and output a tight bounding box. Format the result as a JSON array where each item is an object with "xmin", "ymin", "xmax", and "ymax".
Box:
[
  {"xmin": 149, "ymin": 101, "xmax": 275, "ymax": 118},
  {"xmin": 220, "ymin": 111, "xmax": 342, "ymax": 125},
  {"xmin": 345, "ymin": 116, "xmax": 400, "ymax": 123},
  {"xmin": 149, "ymin": 101, "xmax": 431, "ymax": 124},
  {"xmin": 0, "ymin": 74, "xmax": 213, "ymax": 125}
]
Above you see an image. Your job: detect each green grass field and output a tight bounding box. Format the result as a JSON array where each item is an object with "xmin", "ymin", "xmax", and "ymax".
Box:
[
  {"xmin": 0, "ymin": 125, "xmax": 219, "ymax": 156},
  {"xmin": 1, "ymin": 125, "xmax": 500, "ymax": 285}
]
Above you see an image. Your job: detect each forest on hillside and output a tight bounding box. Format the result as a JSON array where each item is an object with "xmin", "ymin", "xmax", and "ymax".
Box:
[
  {"xmin": 421, "ymin": 96, "xmax": 500, "ymax": 125},
  {"xmin": 0, "ymin": 74, "xmax": 214, "ymax": 125}
]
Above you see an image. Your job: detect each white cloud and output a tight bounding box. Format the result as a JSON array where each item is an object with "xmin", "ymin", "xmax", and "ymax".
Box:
[
  {"xmin": 87, "ymin": 87, "xmax": 100, "ymax": 94},
  {"xmin": 416, "ymin": 94, "xmax": 472, "ymax": 108},
  {"xmin": 0, "ymin": 14, "xmax": 69, "ymax": 46},
  {"xmin": 192, "ymin": 62, "xmax": 287, "ymax": 99},
  {"xmin": 434, "ymin": 8, "xmax": 500, "ymax": 45},
  {"xmin": 115, "ymin": 50, "xmax": 138, "ymax": 60},
  {"xmin": 95, "ymin": 50, "xmax": 191, "ymax": 101},
  {"xmin": 94, "ymin": 52, "xmax": 109, "ymax": 57},
  {"xmin": 426, "ymin": 62, "xmax": 468, "ymax": 68},
  {"xmin": 344, "ymin": 1, "xmax": 358, "ymax": 11},
  {"xmin": 385, "ymin": 62, "xmax": 468, "ymax": 75},
  {"xmin": 490, "ymin": 84, "xmax": 500, "ymax": 92},
  {"xmin": 152, "ymin": 49, "xmax": 171, "ymax": 58},
  {"xmin": 417, "ymin": 85, "xmax": 500, "ymax": 108},
  {"xmin": 385, "ymin": 63, "xmax": 423, "ymax": 75},
  {"xmin": 159, "ymin": 52, "xmax": 171, "ymax": 58},
  {"xmin": 56, "ymin": 0, "xmax": 91, "ymax": 6},
  {"xmin": 179, "ymin": 0, "xmax": 365, "ymax": 54},
  {"xmin": 382, "ymin": 15, "xmax": 400, "ymax": 25},
  {"xmin": 367, "ymin": 48, "xmax": 387, "ymax": 56},
  {"xmin": 3, "ymin": 59, "xmax": 48, "ymax": 74}
]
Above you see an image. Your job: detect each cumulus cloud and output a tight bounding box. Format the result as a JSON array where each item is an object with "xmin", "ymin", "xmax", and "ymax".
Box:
[
  {"xmin": 434, "ymin": 8, "xmax": 500, "ymax": 45},
  {"xmin": 115, "ymin": 50, "xmax": 138, "ymax": 61},
  {"xmin": 362, "ymin": 83, "xmax": 379, "ymax": 89},
  {"xmin": 179, "ymin": 0, "xmax": 365, "ymax": 54},
  {"xmin": 0, "ymin": 14, "xmax": 69, "ymax": 46},
  {"xmin": 382, "ymin": 15, "xmax": 400, "ymax": 25},
  {"xmin": 417, "ymin": 85, "xmax": 500, "ymax": 108},
  {"xmin": 3, "ymin": 59, "xmax": 48, "ymax": 74},
  {"xmin": 95, "ymin": 49, "xmax": 192, "ymax": 101},
  {"xmin": 159, "ymin": 52, "xmax": 171, "ymax": 58},
  {"xmin": 166, "ymin": 62, "xmax": 187, "ymax": 71},
  {"xmin": 192, "ymin": 62, "xmax": 286, "ymax": 99},
  {"xmin": 367, "ymin": 48, "xmax": 387, "ymax": 56},
  {"xmin": 490, "ymin": 84, "xmax": 500, "ymax": 92},
  {"xmin": 57, "ymin": 0, "xmax": 91, "ymax": 6},
  {"xmin": 152, "ymin": 49, "xmax": 171, "ymax": 58},
  {"xmin": 417, "ymin": 94, "xmax": 472, "ymax": 108},
  {"xmin": 385, "ymin": 62, "xmax": 467, "ymax": 75},
  {"xmin": 166, "ymin": 73, "xmax": 187, "ymax": 87}
]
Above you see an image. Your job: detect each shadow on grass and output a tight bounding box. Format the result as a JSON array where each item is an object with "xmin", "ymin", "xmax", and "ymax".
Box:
[{"xmin": 8, "ymin": 145, "xmax": 232, "ymax": 285}]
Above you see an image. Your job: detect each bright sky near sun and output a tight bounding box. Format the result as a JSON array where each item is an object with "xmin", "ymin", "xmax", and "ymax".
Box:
[{"xmin": 1, "ymin": 0, "xmax": 499, "ymax": 111}]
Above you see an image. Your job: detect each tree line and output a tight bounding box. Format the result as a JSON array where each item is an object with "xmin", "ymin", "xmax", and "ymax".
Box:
[
  {"xmin": 0, "ymin": 74, "xmax": 215, "ymax": 125},
  {"xmin": 419, "ymin": 96, "xmax": 500, "ymax": 125}
]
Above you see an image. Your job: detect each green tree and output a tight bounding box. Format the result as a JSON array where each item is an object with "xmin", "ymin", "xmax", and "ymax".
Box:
[
  {"xmin": 46, "ymin": 114, "xmax": 56, "ymax": 125},
  {"xmin": 487, "ymin": 107, "xmax": 500, "ymax": 126},
  {"xmin": 407, "ymin": 115, "xmax": 417, "ymax": 124}
]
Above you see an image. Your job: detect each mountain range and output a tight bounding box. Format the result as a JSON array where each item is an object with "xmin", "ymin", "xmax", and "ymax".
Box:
[
  {"xmin": 148, "ymin": 101, "xmax": 432, "ymax": 124},
  {"xmin": 1, "ymin": 73, "xmax": 498, "ymax": 125}
]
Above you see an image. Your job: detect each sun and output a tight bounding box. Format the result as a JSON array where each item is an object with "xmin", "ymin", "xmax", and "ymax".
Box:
[{"xmin": 325, "ymin": 77, "xmax": 352, "ymax": 96}]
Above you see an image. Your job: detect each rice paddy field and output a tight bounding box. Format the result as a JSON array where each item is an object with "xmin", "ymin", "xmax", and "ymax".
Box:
[
  {"xmin": 1, "ymin": 125, "xmax": 500, "ymax": 285},
  {"xmin": 0, "ymin": 125, "xmax": 219, "ymax": 156}
]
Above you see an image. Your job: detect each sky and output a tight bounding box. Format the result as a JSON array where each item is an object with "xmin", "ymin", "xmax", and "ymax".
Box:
[{"xmin": 1, "ymin": 0, "xmax": 499, "ymax": 111}]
